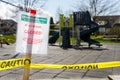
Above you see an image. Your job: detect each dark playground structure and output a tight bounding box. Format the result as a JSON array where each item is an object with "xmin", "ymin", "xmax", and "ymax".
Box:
[{"xmin": 49, "ymin": 11, "xmax": 102, "ymax": 49}]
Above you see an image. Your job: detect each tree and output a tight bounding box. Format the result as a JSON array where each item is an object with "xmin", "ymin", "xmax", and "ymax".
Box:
[
  {"xmin": 50, "ymin": 17, "xmax": 55, "ymax": 29},
  {"xmin": 5, "ymin": 0, "xmax": 48, "ymax": 8},
  {"xmin": 75, "ymin": 0, "xmax": 119, "ymax": 17},
  {"xmin": 55, "ymin": 6, "xmax": 63, "ymax": 22},
  {"xmin": 0, "ymin": 0, "xmax": 48, "ymax": 19},
  {"xmin": 23, "ymin": 0, "xmax": 48, "ymax": 11},
  {"xmin": 109, "ymin": 26, "xmax": 120, "ymax": 37},
  {"xmin": 0, "ymin": 0, "xmax": 48, "ymax": 11},
  {"xmin": 49, "ymin": 17, "xmax": 55, "ymax": 35}
]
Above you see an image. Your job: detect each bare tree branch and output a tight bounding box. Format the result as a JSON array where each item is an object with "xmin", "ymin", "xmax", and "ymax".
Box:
[
  {"xmin": 75, "ymin": 0, "xmax": 119, "ymax": 17},
  {"xmin": 31, "ymin": 0, "xmax": 37, "ymax": 7},
  {"xmin": 55, "ymin": 7, "xmax": 64, "ymax": 21}
]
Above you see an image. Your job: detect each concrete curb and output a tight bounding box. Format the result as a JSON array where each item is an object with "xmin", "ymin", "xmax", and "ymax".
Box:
[
  {"xmin": 108, "ymin": 75, "xmax": 120, "ymax": 80},
  {"xmin": 31, "ymin": 78, "xmax": 108, "ymax": 80}
]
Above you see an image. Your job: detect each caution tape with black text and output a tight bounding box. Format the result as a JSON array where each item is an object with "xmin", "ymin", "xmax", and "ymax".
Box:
[{"xmin": 0, "ymin": 58, "xmax": 120, "ymax": 70}]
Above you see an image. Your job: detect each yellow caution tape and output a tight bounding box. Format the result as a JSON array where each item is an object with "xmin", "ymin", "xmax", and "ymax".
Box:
[
  {"xmin": 0, "ymin": 58, "xmax": 31, "ymax": 70},
  {"xmin": 30, "ymin": 61, "xmax": 120, "ymax": 69},
  {"xmin": 0, "ymin": 58, "xmax": 120, "ymax": 70}
]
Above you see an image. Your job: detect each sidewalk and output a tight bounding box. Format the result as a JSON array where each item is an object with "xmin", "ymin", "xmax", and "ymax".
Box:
[{"xmin": 0, "ymin": 43, "xmax": 120, "ymax": 80}]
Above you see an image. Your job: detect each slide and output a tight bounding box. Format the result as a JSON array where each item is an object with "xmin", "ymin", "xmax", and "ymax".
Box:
[
  {"xmin": 49, "ymin": 22, "xmax": 102, "ymax": 48},
  {"xmin": 49, "ymin": 27, "xmax": 71, "ymax": 49},
  {"xmin": 49, "ymin": 31, "xmax": 59, "ymax": 44},
  {"xmin": 80, "ymin": 21, "xmax": 102, "ymax": 47}
]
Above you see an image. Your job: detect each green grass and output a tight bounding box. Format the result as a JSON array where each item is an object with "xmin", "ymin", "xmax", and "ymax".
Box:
[
  {"xmin": 0, "ymin": 35, "xmax": 16, "ymax": 44},
  {"xmin": 2, "ymin": 34, "xmax": 120, "ymax": 44},
  {"xmin": 91, "ymin": 35, "xmax": 120, "ymax": 43},
  {"xmin": 56, "ymin": 36, "xmax": 78, "ymax": 43},
  {"xmin": 56, "ymin": 35, "xmax": 120, "ymax": 43}
]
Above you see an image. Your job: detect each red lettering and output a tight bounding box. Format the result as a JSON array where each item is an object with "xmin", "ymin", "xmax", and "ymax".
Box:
[
  {"xmin": 23, "ymin": 37, "xmax": 42, "ymax": 44},
  {"xmin": 24, "ymin": 30, "xmax": 42, "ymax": 35},
  {"xmin": 24, "ymin": 24, "xmax": 42, "ymax": 28}
]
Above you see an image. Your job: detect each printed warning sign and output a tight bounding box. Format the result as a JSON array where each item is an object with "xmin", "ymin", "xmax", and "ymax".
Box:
[{"xmin": 16, "ymin": 11, "xmax": 50, "ymax": 54}]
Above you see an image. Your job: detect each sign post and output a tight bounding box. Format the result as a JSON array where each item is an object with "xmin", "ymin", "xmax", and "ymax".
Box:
[
  {"xmin": 22, "ymin": 9, "xmax": 36, "ymax": 80},
  {"xmin": 22, "ymin": 53, "xmax": 32, "ymax": 80},
  {"xmin": 16, "ymin": 9, "xmax": 50, "ymax": 80}
]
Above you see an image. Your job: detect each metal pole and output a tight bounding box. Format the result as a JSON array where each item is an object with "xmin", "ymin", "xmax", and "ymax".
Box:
[
  {"xmin": 0, "ymin": 0, "xmax": 27, "ymax": 11},
  {"xmin": 22, "ymin": 9, "xmax": 36, "ymax": 80},
  {"xmin": 0, "ymin": 0, "xmax": 19, "ymax": 8}
]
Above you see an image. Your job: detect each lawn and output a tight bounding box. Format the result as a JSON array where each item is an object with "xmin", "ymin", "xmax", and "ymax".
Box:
[
  {"xmin": 56, "ymin": 35, "xmax": 120, "ymax": 43},
  {"xmin": 91, "ymin": 35, "xmax": 120, "ymax": 43},
  {"xmin": 0, "ymin": 34, "xmax": 16, "ymax": 44},
  {"xmin": 1, "ymin": 34, "xmax": 120, "ymax": 45}
]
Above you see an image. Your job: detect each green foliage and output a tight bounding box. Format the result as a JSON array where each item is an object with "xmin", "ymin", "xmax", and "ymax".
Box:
[
  {"xmin": 109, "ymin": 26, "xmax": 120, "ymax": 37},
  {"xmin": 49, "ymin": 17, "xmax": 55, "ymax": 35},
  {"xmin": 91, "ymin": 35, "xmax": 120, "ymax": 43},
  {"xmin": 0, "ymin": 35, "xmax": 16, "ymax": 44},
  {"xmin": 56, "ymin": 35, "xmax": 120, "ymax": 43},
  {"xmin": 50, "ymin": 17, "xmax": 55, "ymax": 29}
]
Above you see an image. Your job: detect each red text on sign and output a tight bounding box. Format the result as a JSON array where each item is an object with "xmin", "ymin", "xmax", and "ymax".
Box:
[
  {"xmin": 23, "ymin": 37, "xmax": 42, "ymax": 44},
  {"xmin": 24, "ymin": 30, "xmax": 42, "ymax": 35},
  {"xmin": 25, "ymin": 24, "xmax": 42, "ymax": 28}
]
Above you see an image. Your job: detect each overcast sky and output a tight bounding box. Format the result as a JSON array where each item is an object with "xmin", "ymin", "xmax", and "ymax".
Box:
[
  {"xmin": 0, "ymin": 2, "xmax": 17, "ymax": 19},
  {"xmin": 0, "ymin": 0, "xmax": 120, "ymax": 22},
  {"xmin": 0, "ymin": 0, "xmax": 78, "ymax": 20}
]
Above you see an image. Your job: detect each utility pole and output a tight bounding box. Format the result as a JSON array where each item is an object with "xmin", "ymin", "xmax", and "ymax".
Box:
[
  {"xmin": 0, "ymin": 0, "xmax": 48, "ymax": 12},
  {"xmin": 0, "ymin": 0, "xmax": 19, "ymax": 8},
  {"xmin": 0, "ymin": 0, "xmax": 26, "ymax": 11},
  {"xmin": 24, "ymin": 0, "xmax": 29, "ymax": 12}
]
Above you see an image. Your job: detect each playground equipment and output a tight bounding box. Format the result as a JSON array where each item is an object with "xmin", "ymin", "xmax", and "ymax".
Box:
[
  {"xmin": 49, "ymin": 31, "xmax": 59, "ymax": 44},
  {"xmin": 49, "ymin": 11, "xmax": 102, "ymax": 49},
  {"xmin": 73, "ymin": 11, "xmax": 102, "ymax": 48},
  {"xmin": 49, "ymin": 15, "xmax": 71, "ymax": 49},
  {"xmin": 61, "ymin": 17, "xmax": 72, "ymax": 49}
]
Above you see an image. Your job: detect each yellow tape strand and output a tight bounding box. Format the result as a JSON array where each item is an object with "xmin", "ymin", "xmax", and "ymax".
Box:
[
  {"xmin": 30, "ymin": 61, "xmax": 120, "ymax": 69},
  {"xmin": 0, "ymin": 58, "xmax": 30, "ymax": 70},
  {"xmin": 0, "ymin": 58, "xmax": 120, "ymax": 70}
]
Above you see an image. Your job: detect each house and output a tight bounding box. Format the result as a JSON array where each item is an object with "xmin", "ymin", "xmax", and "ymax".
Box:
[
  {"xmin": 93, "ymin": 16, "xmax": 120, "ymax": 34},
  {"xmin": 0, "ymin": 19, "xmax": 17, "ymax": 34}
]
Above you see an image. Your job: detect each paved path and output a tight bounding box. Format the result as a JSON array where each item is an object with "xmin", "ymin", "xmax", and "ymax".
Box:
[{"xmin": 0, "ymin": 43, "xmax": 120, "ymax": 80}]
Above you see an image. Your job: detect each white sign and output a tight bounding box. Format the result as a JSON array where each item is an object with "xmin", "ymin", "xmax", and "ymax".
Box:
[{"xmin": 16, "ymin": 11, "xmax": 50, "ymax": 54}]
